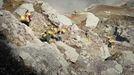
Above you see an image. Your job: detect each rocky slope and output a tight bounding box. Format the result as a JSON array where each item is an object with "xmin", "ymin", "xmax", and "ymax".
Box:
[{"xmin": 0, "ymin": 0, "xmax": 134, "ymax": 75}]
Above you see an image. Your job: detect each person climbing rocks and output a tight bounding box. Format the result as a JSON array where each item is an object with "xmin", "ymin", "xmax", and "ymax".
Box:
[
  {"xmin": 20, "ymin": 10, "xmax": 32, "ymax": 26},
  {"xmin": 106, "ymin": 36, "xmax": 115, "ymax": 48},
  {"xmin": 25, "ymin": 10, "xmax": 32, "ymax": 22},
  {"xmin": 61, "ymin": 28, "xmax": 66, "ymax": 34},
  {"xmin": 40, "ymin": 30, "xmax": 54, "ymax": 43},
  {"xmin": 58, "ymin": 22, "xmax": 68, "ymax": 34},
  {"xmin": 20, "ymin": 15, "xmax": 30, "ymax": 26},
  {"xmin": 40, "ymin": 24, "xmax": 67, "ymax": 43}
]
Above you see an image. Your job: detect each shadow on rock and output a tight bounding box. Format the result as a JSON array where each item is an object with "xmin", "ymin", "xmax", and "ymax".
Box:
[{"xmin": 0, "ymin": 40, "xmax": 37, "ymax": 75}]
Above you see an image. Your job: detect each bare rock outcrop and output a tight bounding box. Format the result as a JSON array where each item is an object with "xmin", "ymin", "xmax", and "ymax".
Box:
[
  {"xmin": 55, "ymin": 41, "xmax": 79, "ymax": 63},
  {"xmin": 69, "ymin": 12, "xmax": 99, "ymax": 30},
  {"xmin": 80, "ymin": 12, "xmax": 99, "ymax": 29},
  {"xmin": 14, "ymin": 3, "xmax": 34, "ymax": 16},
  {"xmin": 41, "ymin": 2, "xmax": 72, "ymax": 26},
  {"xmin": 0, "ymin": 10, "xmax": 40, "ymax": 46},
  {"xmin": 0, "ymin": 10, "xmax": 69, "ymax": 75},
  {"xmin": 29, "ymin": 12, "xmax": 48, "ymax": 38}
]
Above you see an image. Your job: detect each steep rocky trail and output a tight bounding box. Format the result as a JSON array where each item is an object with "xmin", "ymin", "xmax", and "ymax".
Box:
[{"xmin": 0, "ymin": 0, "xmax": 134, "ymax": 75}]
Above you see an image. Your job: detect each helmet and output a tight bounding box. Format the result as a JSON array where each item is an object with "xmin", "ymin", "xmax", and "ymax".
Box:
[
  {"xmin": 26, "ymin": 12, "xmax": 32, "ymax": 16},
  {"xmin": 109, "ymin": 39, "xmax": 115, "ymax": 43},
  {"xmin": 20, "ymin": 15, "xmax": 25, "ymax": 20},
  {"xmin": 61, "ymin": 28, "xmax": 66, "ymax": 33},
  {"xmin": 47, "ymin": 30, "xmax": 53, "ymax": 35},
  {"xmin": 54, "ymin": 28, "xmax": 58, "ymax": 33}
]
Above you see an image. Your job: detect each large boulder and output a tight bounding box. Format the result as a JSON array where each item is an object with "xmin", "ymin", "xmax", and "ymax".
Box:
[
  {"xmin": 56, "ymin": 14, "xmax": 72, "ymax": 26},
  {"xmin": 66, "ymin": 29, "xmax": 111, "ymax": 60},
  {"xmin": 17, "ymin": 43, "xmax": 69, "ymax": 75},
  {"xmin": 0, "ymin": 40, "xmax": 39, "ymax": 75},
  {"xmin": 55, "ymin": 41, "xmax": 79, "ymax": 63},
  {"xmin": 70, "ymin": 56, "xmax": 122, "ymax": 75},
  {"xmin": 100, "ymin": 44, "xmax": 111, "ymax": 59},
  {"xmin": 41, "ymin": 2, "xmax": 72, "ymax": 26},
  {"xmin": 69, "ymin": 12, "xmax": 99, "ymax": 30},
  {"xmin": 0, "ymin": 10, "xmax": 69, "ymax": 75},
  {"xmin": 14, "ymin": 3, "xmax": 34, "ymax": 16},
  {"xmin": 0, "ymin": 10, "xmax": 40, "ymax": 46},
  {"xmin": 80, "ymin": 12, "xmax": 99, "ymax": 29},
  {"xmin": 29, "ymin": 12, "xmax": 48, "ymax": 38}
]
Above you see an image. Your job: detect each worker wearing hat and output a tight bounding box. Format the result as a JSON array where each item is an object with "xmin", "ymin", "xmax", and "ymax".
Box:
[
  {"xmin": 106, "ymin": 36, "xmax": 115, "ymax": 48},
  {"xmin": 20, "ymin": 15, "xmax": 30, "ymax": 26},
  {"xmin": 25, "ymin": 11, "xmax": 32, "ymax": 22},
  {"xmin": 19, "ymin": 10, "xmax": 32, "ymax": 26}
]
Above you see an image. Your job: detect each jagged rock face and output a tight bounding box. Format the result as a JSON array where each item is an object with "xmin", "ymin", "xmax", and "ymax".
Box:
[
  {"xmin": 69, "ymin": 12, "xmax": 99, "ymax": 30},
  {"xmin": 14, "ymin": 3, "xmax": 34, "ymax": 16},
  {"xmin": 0, "ymin": 10, "xmax": 69, "ymax": 75},
  {"xmin": 0, "ymin": 40, "xmax": 38, "ymax": 75},
  {"xmin": 41, "ymin": 2, "xmax": 72, "ymax": 26},
  {"xmin": 81, "ymin": 12, "xmax": 99, "ymax": 29},
  {"xmin": 0, "ymin": 9, "xmax": 113, "ymax": 75},
  {"xmin": 0, "ymin": 10, "xmax": 38, "ymax": 46},
  {"xmin": 1, "ymin": 1, "xmax": 134, "ymax": 75},
  {"xmin": 65, "ymin": 27, "xmax": 110, "ymax": 60},
  {"xmin": 55, "ymin": 41, "xmax": 79, "ymax": 63},
  {"xmin": 17, "ymin": 43, "xmax": 69, "ymax": 75},
  {"xmin": 30, "ymin": 12, "xmax": 48, "ymax": 38}
]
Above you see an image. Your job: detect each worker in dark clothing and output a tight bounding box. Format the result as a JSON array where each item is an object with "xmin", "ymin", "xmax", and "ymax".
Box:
[
  {"xmin": 20, "ymin": 15, "xmax": 30, "ymax": 26},
  {"xmin": 20, "ymin": 11, "xmax": 32, "ymax": 26},
  {"xmin": 40, "ymin": 30, "xmax": 54, "ymax": 43}
]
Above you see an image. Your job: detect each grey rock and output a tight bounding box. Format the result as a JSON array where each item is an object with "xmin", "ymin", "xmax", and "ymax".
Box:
[
  {"xmin": 29, "ymin": 12, "xmax": 48, "ymax": 38},
  {"xmin": 50, "ymin": 43, "xmax": 69, "ymax": 67},
  {"xmin": 99, "ymin": 61, "xmax": 123, "ymax": 75},
  {"xmin": 118, "ymin": 51, "xmax": 134, "ymax": 66},
  {"xmin": 70, "ymin": 12, "xmax": 99, "ymax": 30},
  {"xmin": 41, "ymin": 2, "xmax": 72, "ymax": 26},
  {"xmin": 0, "ymin": 10, "xmax": 39, "ymax": 46},
  {"xmin": 14, "ymin": 3, "xmax": 34, "ymax": 16},
  {"xmin": 100, "ymin": 44, "xmax": 111, "ymax": 59},
  {"xmin": 17, "ymin": 43, "xmax": 69, "ymax": 75},
  {"xmin": 55, "ymin": 41, "xmax": 79, "ymax": 63},
  {"xmin": 0, "ymin": 10, "xmax": 69, "ymax": 75},
  {"xmin": 101, "ymin": 68, "xmax": 119, "ymax": 75},
  {"xmin": 80, "ymin": 12, "xmax": 99, "ymax": 29},
  {"xmin": 69, "ymin": 24, "xmax": 80, "ymax": 33}
]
